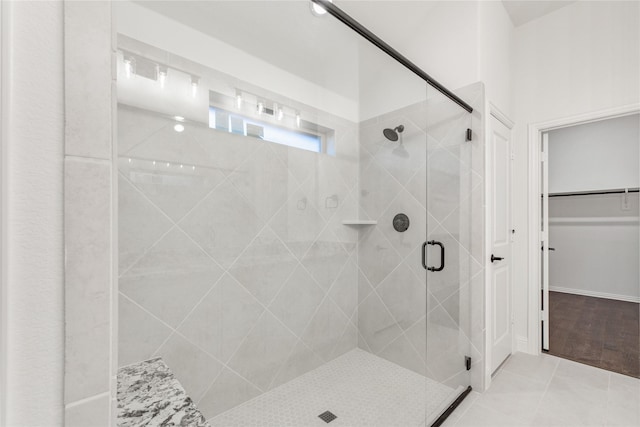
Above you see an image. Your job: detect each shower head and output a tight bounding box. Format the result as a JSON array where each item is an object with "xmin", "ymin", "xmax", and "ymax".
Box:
[{"xmin": 383, "ymin": 125, "xmax": 405, "ymax": 142}]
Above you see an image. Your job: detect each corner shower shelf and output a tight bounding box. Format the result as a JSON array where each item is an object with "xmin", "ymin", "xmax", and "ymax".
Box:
[{"xmin": 341, "ymin": 220, "xmax": 377, "ymax": 225}]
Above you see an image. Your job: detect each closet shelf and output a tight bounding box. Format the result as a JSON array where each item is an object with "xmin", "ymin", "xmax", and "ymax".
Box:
[
  {"xmin": 341, "ymin": 220, "xmax": 377, "ymax": 225},
  {"xmin": 549, "ymin": 217, "xmax": 639, "ymax": 225},
  {"xmin": 549, "ymin": 188, "xmax": 639, "ymax": 197}
]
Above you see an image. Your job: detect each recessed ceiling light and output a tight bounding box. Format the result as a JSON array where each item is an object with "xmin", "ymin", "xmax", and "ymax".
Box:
[
  {"xmin": 174, "ymin": 116, "xmax": 185, "ymax": 122},
  {"xmin": 124, "ymin": 57, "xmax": 135, "ymax": 79},
  {"xmin": 174, "ymin": 124, "xmax": 185, "ymax": 132},
  {"xmin": 310, "ymin": 0, "xmax": 333, "ymax": 16},
  {"xmin": 157, "ymin": 65, "xmax": 167, "ymax": 88},
  {"xmin": 191, "ymin": 76, "xmax": 199, "ymax": 98}
]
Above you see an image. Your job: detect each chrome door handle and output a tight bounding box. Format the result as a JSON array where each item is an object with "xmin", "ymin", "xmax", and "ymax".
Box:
[{"xmin": 491, "ymin": 254, "xmax": 504, "ymax": 263}]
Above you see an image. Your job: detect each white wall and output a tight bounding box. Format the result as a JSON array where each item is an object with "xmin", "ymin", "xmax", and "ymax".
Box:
[
  {"xmin": 548, "ymin": 114, "xmax": 640, "ymax": 193},
  {"xmin": 3, "ymin": 1, "xmax": 65, "ymax": 424},
  {"xmin": 549, "ymin": 194, "xmax": 639, "ymax": 302},
  {"xmin": 340, "ymin": 1, "xmax": 480, "ymax": 96},
  {"xmin": 1, "ymin": 3, "xmax": 6, "ymax": 422},
  {"xmin": 478, "ymin": 1, "xmax": 514, "ymax": 117},
  {"xmin": 341, "ymin": 1, "xmax": 513, "ymax": 119},
  {"xmin": 512, "ymin": 1, "xmax": 640, "ymax": 350},
  {"xmin": 547, "ymin": 114, "xmax": 639, "ymax": 302}
]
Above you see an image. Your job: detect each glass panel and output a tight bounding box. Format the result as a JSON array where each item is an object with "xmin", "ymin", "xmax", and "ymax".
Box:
[
  {"xmin": 114, "ymin": 1, "xmax": 421, "ymax": 424},
  {"xmin": 425, "ymin": 86, "xmax": 474, "ymax": 423},
  {"xmin": 115, "ymin": 1, "xmax": 472, "ymax": 425}
]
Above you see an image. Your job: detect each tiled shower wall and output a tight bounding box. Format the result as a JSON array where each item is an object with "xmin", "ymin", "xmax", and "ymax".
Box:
[
  {"xmin": 356, "ymin": 83, "xmax": 486, "ymax": 391},
  {"xmin": 117, "ymin": 105, "xmax": 360, "ymax": 419},
  {"xmin": 63, "ymin": 1, "xmax": 116, "ymax": 423}
]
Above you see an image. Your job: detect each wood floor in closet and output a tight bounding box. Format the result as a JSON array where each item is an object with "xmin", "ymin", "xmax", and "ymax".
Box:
[{"xmin": 548, "ymin": 291, "xmax": 640, "ymax": 378}]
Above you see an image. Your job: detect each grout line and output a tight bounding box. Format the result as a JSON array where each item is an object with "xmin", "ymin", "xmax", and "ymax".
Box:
[
  {"xmin": 65, "ymin": 154, "xmax": 113, "ymax": 164},
  {"xmin": 65, "ymin": 391, "xmax": 111, "ymax": 409},
  {"xmin": 528, "ymin": 355, "xmax": 561, "ymax": 420},
  {"xmin": 118, "ymin": 291, "xmax": 175, "ymax": 336},
  {"xmin": 116, "ymin": 175, "xmax": 177, "ymax": 278},
  {"xmin": 118, "ymin": 117, "xmax": 172, "ymax": 156}
]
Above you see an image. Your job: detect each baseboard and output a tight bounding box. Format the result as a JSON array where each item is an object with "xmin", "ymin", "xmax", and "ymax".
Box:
[
  {"xmin": 550, "ymin": 286, "xmax": 640, "ymax": 303},
  {"xmin": 515, "ymin": 335, "xmax": 529, "ymax": 353}
]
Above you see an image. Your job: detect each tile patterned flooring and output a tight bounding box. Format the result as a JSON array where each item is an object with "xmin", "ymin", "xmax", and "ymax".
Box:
[
  {"xmin": 209, "ymin": 349, "xmax": 459, "ymax": 427},
  {"xmin": 548, "ymin": 291, "xmax": 640, "ymax": 378},
  {"xmin": 443, "ymin": 352, "xmax": 640, "ymax": 427},
  {"xmin": 116, "ymin": 349, "xmax": 639, "ymax": 427},
  {"xmin": 208, "ymin": 350, "xmax": 640, "ymax": 427}
]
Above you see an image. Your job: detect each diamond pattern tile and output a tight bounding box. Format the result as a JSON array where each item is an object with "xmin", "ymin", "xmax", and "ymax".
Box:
[
  {"xmin": 268, "ymin": 265, "xmax": 325, "ymax": 337},
  {"xmin": 270, "ymin": 182, "xmax": 326, "ymax": 260},
  {"xmin": 228, "ymin": 226, "xmax": 298, "ymax": 306},
  {"xmin": 303, "ymin": 156, "xmax": 350, "ymax": 221},
  {"xmin": 357, "ymin": 292, "xmax": 403, "ymax": 354},
  {"xmin": 155, "ymin": 333, "xmax": 224, "ymax": 402},
  {"xmin": 359, "ymin": 160, "xmax": 403, "ymax": 221},
  {"xmin": 357, "ymin": 227, "xmax": 402, "ymax": 287},
  {"xmin": 118, "ymin": 156, "xmax": 225, "ymax": 223},
  {"xmin": 376, "ymin": 264, "xmax": 427, "ymax": 331},
  {"xmin": 328, "ymin": 256, "xmax": 358, "ymax": 320},
  {"xmin": 118, "ymin": 174, "xmax": 173, "ymax": 274},
  {"xmin": 178, "ymin": 274, "xmax": 264, "ymax": 364},
  {"xmin": 118, "ymin": 105, "xmax": 171, "ymax": 155},
  {"xmin": 180, "ymin": 180, "xmax": 264, "ymax": 269},
  {"xmin": 228, "ymin": 144, "xmax": 290, "ymax": 223},
  {"xmin": 301, "ymin": 298, "xmax": 350, "ymax": 362},
  {"xmin": 426, "ymin": 147, "xmax": 465, "ymax": 224},
  {"xmin": 301, "ymin": 228, "xmax": 349, "ymax": 291},
  {"xmin": 378, "ymin": 188, "xmax": 427, "ymax": 260},
  {"xmin": 197, "ymin": 368, "xmax": 262, "ymax": 420},
  {"xmin": 118, "ymin": 294, "xmax": 173, "ymax": 367},
  {"xmin": 227, "ymin": 311, "xmax": 298, "ymax": 391}
]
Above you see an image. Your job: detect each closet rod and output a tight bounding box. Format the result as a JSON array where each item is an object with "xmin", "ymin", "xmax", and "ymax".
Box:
[{"xmin": 548, "ymin": 188, "xmax": 639, "ymax": 197}]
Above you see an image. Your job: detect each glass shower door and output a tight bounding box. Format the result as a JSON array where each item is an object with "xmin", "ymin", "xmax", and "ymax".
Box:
[{"xmin": 424, "ymin": 86, "xmax": 475, "ymax": 425}]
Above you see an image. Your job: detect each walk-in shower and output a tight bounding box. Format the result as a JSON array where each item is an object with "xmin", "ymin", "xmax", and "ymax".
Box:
[{"xmin": 115, "ymin": 1, "xmax": 484, "ymax": 425}]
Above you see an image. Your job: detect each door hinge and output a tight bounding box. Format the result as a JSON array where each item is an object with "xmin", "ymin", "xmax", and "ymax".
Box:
[
  {"xmin": 465, "ymin": 356, "xmax": 471, "ymax": 371},
  {"xmin": 510, "ymin": 153, "xmax": 515, "ymax": 160}
]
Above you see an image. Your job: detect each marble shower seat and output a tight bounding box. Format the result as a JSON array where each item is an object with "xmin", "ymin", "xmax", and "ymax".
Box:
[{"xmin": 117, "ymin": 357, "xmax": 210, "ymax": 426}]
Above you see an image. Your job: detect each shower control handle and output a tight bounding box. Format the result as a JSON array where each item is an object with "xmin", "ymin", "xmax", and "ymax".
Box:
[{"xmin": 426, "ymin": 240, "xmax": 445, "ymax": 272}]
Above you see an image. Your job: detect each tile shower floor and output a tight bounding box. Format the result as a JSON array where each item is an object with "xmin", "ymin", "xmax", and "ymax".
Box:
[{"xmin": 209, "ymin": 349, "xmax": 460, "ymax": 427}]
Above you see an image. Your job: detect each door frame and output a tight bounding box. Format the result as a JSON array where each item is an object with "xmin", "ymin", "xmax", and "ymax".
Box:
[
  {"xmin": 526, "ymin": 103, "xmax": 640, "ymax": 355},
  {"xmin": 0, "ymin": 1, "xmax": 8, "ymax": 422},
  {"xmin": 484, "ymin": 102, "xmax": 514, "ymax": 390}
]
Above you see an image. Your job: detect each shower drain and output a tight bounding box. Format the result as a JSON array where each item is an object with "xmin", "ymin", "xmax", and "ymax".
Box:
[{"xmin": 318, "ymin": 411, "xmax": 337, "ymax": 423}]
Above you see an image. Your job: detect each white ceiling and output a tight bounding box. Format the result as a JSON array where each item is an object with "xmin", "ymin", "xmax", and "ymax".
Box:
[
  {"xmin": 134, "ymin": 1, "xmax": 362, "ymax": 97},
  {"xmin": 134, "ymin": 1, "xmax": 436, "ymax": 100},
  {"xmin": 134, "ymin": 0, "xmax": 579, "ymax": 104},
  {"xmin": 501, "ymin": 0, "xmax": 576, "ymax": 27}
]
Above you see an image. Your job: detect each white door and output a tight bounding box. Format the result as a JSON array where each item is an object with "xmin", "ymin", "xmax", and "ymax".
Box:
[
  {"xmin": 490, "ymin": 115, "xmax": 512, "ymax": 373},
  {"xmin": 540, "ymin": 133, "xmax": 550, "ymax": 351}
]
